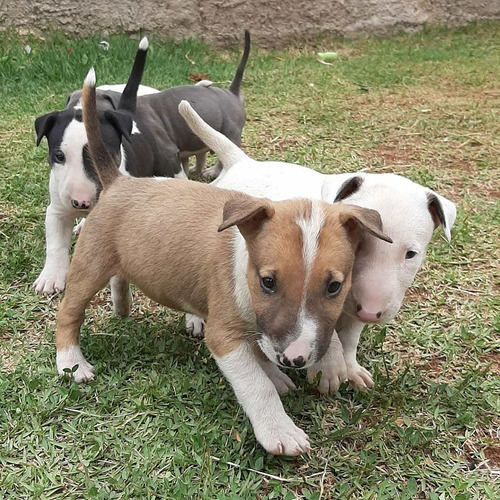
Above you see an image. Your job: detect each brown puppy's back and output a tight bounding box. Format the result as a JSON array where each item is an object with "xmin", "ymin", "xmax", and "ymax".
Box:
[{"xmin": 74, "ymin": 177, "xmax": 242, "ymax": 316}]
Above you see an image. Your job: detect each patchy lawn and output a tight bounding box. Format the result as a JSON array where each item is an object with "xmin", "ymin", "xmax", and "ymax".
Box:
[{"xmin": 0, "ymin": 22, "xmax": 499, "ymax": 499}]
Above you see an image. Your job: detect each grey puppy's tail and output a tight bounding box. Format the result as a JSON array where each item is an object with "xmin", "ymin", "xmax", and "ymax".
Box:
[
  {"xmin": 118, "ymin": 37, "xmax": 149, "ymax": 114},
  {"xmin": 228, "ymin": 30, "xmax": 251, "ymax": 97}
]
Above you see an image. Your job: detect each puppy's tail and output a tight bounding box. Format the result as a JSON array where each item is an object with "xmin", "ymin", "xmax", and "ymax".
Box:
[
  {"xmin": 118, "ymin": 37, "xmax": 149, "ymax": 113},
  {"xmin": 82, "ymin": 68, "xmax": 121, "ymax": 189},
  {"xmin": 178, "ymin": 100, "xmax": 249, "ymax": 168},
  {"xmin": 228, "ymin": 30, "xmax": 250, "ymax": 98}
]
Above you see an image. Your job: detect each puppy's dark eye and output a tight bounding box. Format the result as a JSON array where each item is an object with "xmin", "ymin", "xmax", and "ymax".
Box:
[
  {"xmin": 54, "ymin": 150, "xmax": 65, "ymax": 163},
  {"xmin": 327, "ymin": 281, "xmax": 342, "ymax": 297},
  {"xmin": 405, "ymin": 250, "xmax": 417, "ymax": 259},
  {"xmin": 260, "ymin": 276, "xmax": 276, "ymax": 294}
]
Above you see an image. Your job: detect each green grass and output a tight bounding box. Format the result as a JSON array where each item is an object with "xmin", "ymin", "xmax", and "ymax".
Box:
[{"xmin": 1, "ymin": 22, "xmax": 500, "ymax": 498}]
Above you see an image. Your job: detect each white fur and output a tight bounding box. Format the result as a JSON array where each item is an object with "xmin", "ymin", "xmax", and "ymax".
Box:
[
  {"xmin": 277, "ymin": 205, "xmax": 326, "ymax": 367},
  {"xmin": 215, "ymin": 343, "xmax": 310, "ymax": 455},
  {"xmin": 96, "ymin": 84, "xmax": 160, "ymax": 96},
  {"xmin": 131, "ymin": 121, "xmax": 141, "ymax": 135},
  {"xmin": 232, "ymin": 232, "xmax": 255, "ymax": 324},
  {"xmin": 56, "ymin": 345, "xmax": 94, "ymax": 383},
  {"xmin": 174, "ymin": 168, "xmax": 188, "ymax": 180},
  {"xmin": 72, "ymin": 218, "xmax": 85, "ymax": 235},
  {"xmin": 139, "ymin": 37, "xmax": 149, "ymax": 51},
  {"xmin": 34, "ymin": 203, "xmax": 74, "ymax": 294},
  {"xmin": 195, "ymin": 80, "xmax": 213, "ymax": 87},
  {"xmin": 57, "ymin": 119, "xmax": 98, "ymax": 207},
  {"xmin": 178, "ymin": 100, "xmax": 249, "ymax": 171},
  {"xmin": 296, "ymin": 201, "xmax": 324, "ymax": 276},
  {"xmin": 185, "ymin": 313, "xmax": 205, "ymax": 337},
  {"xmin": 85, "ymin": 68, "xmax": 96, "ymax": 87}
]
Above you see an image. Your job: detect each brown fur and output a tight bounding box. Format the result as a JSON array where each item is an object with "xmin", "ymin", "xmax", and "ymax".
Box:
[{"xmin": 81, "ymin": 75, "xmax": 121, "ymax": 187}]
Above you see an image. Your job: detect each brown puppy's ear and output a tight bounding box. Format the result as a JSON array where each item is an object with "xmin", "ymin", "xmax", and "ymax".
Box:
[
  {"xmin": 218, "ymin": 196, "xmax": 275, "ymax": 238},
  {"xmin": 339, "ymin": 205, "xmax": 393, "ymax": 244}
]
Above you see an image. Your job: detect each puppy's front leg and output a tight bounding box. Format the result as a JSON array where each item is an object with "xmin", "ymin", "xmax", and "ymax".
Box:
[
  {"xmin": 337, "ymin": 314, "xmax": 374, "ymax": 390},
  {"xmin": 254, "ymin": 345, "xmax": 296, "ymax": 395},
  {"xmin": 211, "ymin": 340, "xmax": 310, "ymax": 456},
  {"xmin": 307, "ymin": 330, "xmax": 347, "ymax": 394},
  {"xmin": 34, "ymin": 204, "xmax": 74, "ymax": 295}
]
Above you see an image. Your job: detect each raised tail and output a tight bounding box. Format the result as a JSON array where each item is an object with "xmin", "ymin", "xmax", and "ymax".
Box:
[
  {"xmin": 178, "ymin": 100, "xmax": 249, "ymax": 168},
  {"xmin": 118, "ymin": 37, "xmax": 149, "ymax": 113},
  {"xmin": 82, "ymin": 68, "xmax": 121, "ymax": 189},
  {"xmin": 228, "ymin": 30, "xmax": 250, "ymax": 97}
]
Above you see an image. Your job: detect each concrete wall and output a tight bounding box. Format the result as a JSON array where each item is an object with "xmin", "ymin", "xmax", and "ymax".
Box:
[{"xmin": 1, "ymin": 1, "xmax": 499, "ymax": 47}]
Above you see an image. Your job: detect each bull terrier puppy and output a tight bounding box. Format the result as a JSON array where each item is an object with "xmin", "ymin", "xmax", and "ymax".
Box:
[{"xmin": 55, "ymin": 69, "xmax": 391, "ymax": 456}]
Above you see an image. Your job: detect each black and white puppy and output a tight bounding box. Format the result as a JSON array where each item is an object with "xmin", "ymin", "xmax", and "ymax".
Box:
[
  {"xmin": 34, "ymin": 31, "xmax": 251, "ymax": 295},
  {"xmin": 34, "ymin": 38, "xmax": 160, "ymax": 295}
]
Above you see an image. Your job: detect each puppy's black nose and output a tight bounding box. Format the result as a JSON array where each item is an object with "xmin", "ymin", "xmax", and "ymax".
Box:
[
  {"xmin": 279, "ymin": 354, "xmax": 306, "ymax": 368},
  {"xmin": 293, "ymin": 356, "xmax": 306, "ymax": 368}
]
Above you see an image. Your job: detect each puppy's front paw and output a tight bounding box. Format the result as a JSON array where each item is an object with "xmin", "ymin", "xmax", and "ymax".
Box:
[
  {"xmin": 254, "ymin": 416, "xmax": 310, "ymax": 456},
  {"xmin": 307, "ymin": 347, "xmax": 347, "ymax": 394},
  {"xmin": 34, "ymin": 266, "xmax": 67, "ymax": 295},
  {"xmin": 56, "ymin": 346, "xmax": 94, "ymax": 383},
  {"xmin": 185, "ymin": 314, "xmax": 205, "ymax": 338},
  {"xmin": 260, "ymin": 362, "xmax": 296, "ymax": 395},
  {"xmin": 347, "ymin": 362, "xmax": 374, "ymax": 391}
]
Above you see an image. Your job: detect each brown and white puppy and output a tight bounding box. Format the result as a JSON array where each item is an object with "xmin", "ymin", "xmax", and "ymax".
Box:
[{"xmin": 55, "ymin": 69, "xmax": 391, "ymax": 456}]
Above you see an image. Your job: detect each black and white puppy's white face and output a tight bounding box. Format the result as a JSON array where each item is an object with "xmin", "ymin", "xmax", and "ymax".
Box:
[{"xmin": 35, "ymin": 91, "xmax": 132, "ymax": 213}]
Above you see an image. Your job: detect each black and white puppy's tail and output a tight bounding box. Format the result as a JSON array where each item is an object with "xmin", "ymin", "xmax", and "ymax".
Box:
[
  {"xmin": 82, "ymin": 68, "xmax": 132, "ymax": 189},
  {"xmin": 118, "ymin": 37, "xmax": 149, "ymax": 114},
  {"xmin": 228, "ymin": 30, "xmax": 250, "ymax": 99},
  {"xmin": 178, "ymin": 100, "xmax": 250, "ymax": 169}
]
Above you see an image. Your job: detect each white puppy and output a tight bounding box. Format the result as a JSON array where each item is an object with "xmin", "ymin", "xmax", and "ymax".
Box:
[{"xmin": 179, "ymin": 102, "xmax": 457, "ymax": 393}]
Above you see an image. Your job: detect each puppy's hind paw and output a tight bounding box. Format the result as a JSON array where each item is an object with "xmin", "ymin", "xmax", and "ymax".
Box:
[{"xmin": 185, "ymin": 314, "xmax": 205, "ymax": 338}]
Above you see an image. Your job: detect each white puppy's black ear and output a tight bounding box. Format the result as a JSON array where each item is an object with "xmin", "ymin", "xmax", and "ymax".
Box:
[
  {"xmin": 34, "ymin": 111, "xmax": 60, "ymax": 146},
  {"xmin": 103, "ymin": 110, "xmax": 133, "ymax": 142},
  {"xmin": 426, "ymin": 190, "xmax": 457, "ymax": 242},
  {"xmin": 339, "ymin": 205, "xmax": 393, "ymax": 244},
  {"xmin": 321, "ymin": 175, "xmax": 364, "ymax": 203},
  {"xmin": 333, "ymin": 176, "xmax": 364, "ymax": 202},
  {"xmin": 218, "ymin": 196, "xmax": 275, "ymax": 238}
]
